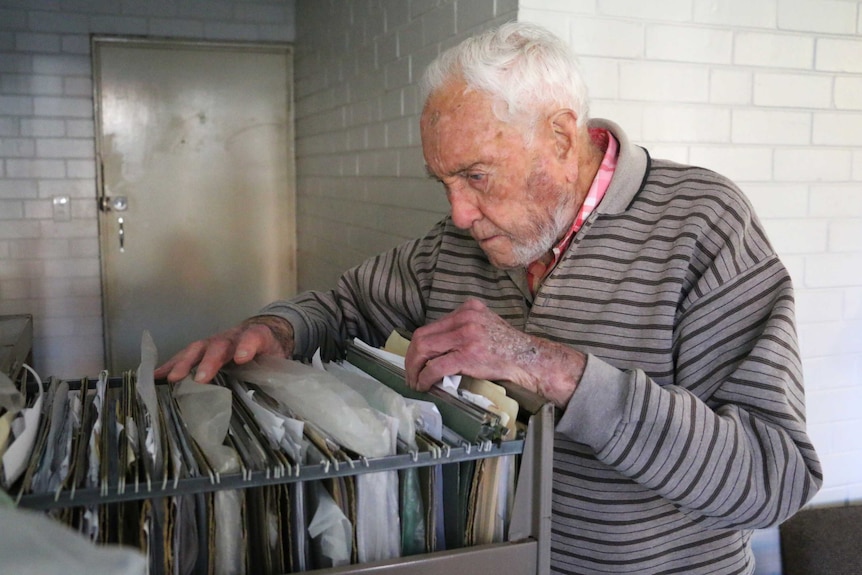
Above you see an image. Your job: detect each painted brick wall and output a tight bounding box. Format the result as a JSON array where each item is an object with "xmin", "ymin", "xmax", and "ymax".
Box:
[
  {"xmin": 518, "ymin": 0, "xmax": 862, "ymax": 510},
  {"xmin": 0, "ymin": 0, "xmax": 296, "ymax": 377},
  {"xmin": 292, "ymin": 0, "xmax": 517, "ymax": 291}
]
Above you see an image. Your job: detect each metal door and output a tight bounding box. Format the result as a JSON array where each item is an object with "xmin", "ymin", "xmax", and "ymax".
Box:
[{"xmin": 94, "ymin": 38, "xmax": 296, "ymax": 371}]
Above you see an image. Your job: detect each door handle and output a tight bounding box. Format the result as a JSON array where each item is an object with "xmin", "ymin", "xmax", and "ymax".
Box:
[
  {"xmin": 100, "ymin": 195, "xmax": 128, "ymax": 212},
  {"xmin": 118, "ymin": 217, "xmax": 125, "ymax": 253}
]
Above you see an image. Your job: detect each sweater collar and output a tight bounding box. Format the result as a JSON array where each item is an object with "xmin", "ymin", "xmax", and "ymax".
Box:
[{"xmin": 588, "ymin": 118, "xmax": 649, "ymax": 215}]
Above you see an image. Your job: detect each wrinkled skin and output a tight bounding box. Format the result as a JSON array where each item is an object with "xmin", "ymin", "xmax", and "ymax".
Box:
[{"xmin": 420, "ymin": 81, "xmax": 585, "ymax": 270}]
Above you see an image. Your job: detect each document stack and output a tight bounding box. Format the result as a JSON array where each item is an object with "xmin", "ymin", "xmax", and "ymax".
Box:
[{"xmin": 0, "ymin": 332, "xmax": 554, "ymax": 575}]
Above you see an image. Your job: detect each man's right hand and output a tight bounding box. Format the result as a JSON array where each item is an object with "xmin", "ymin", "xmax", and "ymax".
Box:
[{"xmin": 154, "ymin": 315, "xmax": 295, "ymax": 384}]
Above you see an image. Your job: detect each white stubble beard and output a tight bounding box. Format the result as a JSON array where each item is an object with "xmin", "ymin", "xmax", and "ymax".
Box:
[{"xmin": 508, "ymin": 180, "xmax": 577, "ymax": 268}]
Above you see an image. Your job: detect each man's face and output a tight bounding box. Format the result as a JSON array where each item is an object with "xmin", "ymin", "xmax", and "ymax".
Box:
[{"xmin": 420, "ymin": 82, "xmax": 577, "ymax": 270}]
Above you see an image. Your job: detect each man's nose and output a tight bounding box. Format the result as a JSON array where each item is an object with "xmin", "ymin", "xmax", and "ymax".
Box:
[{"xmin": 448, "ymin": 185, "xmax": 482, "ymax": 229}]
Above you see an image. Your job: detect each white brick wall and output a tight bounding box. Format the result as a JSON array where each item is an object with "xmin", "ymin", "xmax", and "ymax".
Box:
[
  {"xmin": 0, "ymin": 0, "xmax": 295, "ymax": 378},
  {"xmin": 734, "ymin": 31, "xmax": 814, "ymax": 68},
  {"xmin": 835, "ymin": 76, "xmax": 862, "ymax": 109},
  {"xmin": 778, "ymin": 0, "xmax": 858, "ymax": 34},
  {"xmin": 816, "ymin": 37, "xmax": 862, "ymax": 72},
  {"xmin": 519, "ymin": 0, "xmax": 862, "ymax": 571},
  {"xmin": 693, "ymin": 0, "xmax": 778, "ymax": 28},
  {"xmin": 754, "ymin": 72, "xmax": 833, "ymax": 108}
]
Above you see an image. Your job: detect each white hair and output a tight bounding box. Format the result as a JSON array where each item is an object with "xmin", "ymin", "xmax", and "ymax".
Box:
[{"xmin": 420, "ymin": 22, "xmax": 591, "ymax": 130}]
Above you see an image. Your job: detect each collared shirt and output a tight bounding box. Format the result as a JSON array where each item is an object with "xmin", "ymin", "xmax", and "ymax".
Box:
[{"xmin": 525, "ymin": 128, "xmax": 619, "ymax": 296}]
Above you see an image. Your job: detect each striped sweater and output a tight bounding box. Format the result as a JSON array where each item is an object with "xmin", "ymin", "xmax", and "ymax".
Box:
[{"xmin": 260, "ymin": 119, "xmax": 822, "ymax": 574}]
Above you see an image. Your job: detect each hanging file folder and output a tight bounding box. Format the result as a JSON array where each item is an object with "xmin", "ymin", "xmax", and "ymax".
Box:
[{"xmin": 345, "ymin": 341, "xmax": 507, "ymax": 444}]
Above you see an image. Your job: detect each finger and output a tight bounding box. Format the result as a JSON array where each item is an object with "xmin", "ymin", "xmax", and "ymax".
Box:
[
  {"xmin": 153, "ymin": 358, "xmax": 176, "ymax": 379},
  {"xmin": 405, "ymin": 334, "xmax": 454, "ymax": 388},
  {"xmin": 157, "ymin": 340, "xmax": 209, "ymax": 383},
  {"xmin": 406, "ymin": 328, "xmax": 479, "ymax": 390},
  {"xmin": 405, "ymin": 306, "xmax": 483, "ymax": 386},
  {"xmin": 192, "ymin": 336, "xmax": 238, "ymax": 383},
  {"xmin": 413, "ymin": 351, "xmax": 466, "ymax": 391}
]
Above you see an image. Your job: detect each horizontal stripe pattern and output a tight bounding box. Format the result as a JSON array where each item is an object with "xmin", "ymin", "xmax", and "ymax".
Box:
[{"xmin": 260, "ymin": 131, "xmax": 821, "ymax": 574}]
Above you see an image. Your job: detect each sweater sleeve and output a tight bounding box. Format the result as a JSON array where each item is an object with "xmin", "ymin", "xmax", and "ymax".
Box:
[
  {"xmin": 253, "ymin": 221, "xmax": 444, "ymax": 361},
  {"xmin": 556, "ymin": 255, "xmax": 823, "ymax": 530}
]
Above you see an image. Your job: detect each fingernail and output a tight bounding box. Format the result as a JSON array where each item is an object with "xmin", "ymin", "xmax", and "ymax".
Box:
[
  {"xmin": 236, "ymin": 349, "xmax": 249, "ymax": 359},
  {"xmin": 194, "ymin": 370, "xmax": 207, "ymax": 382}
]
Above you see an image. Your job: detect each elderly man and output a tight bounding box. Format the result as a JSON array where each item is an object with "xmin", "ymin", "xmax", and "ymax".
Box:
[{"xmin": 158, "ymin": 22, "xmax": 821, "ymax": 574}]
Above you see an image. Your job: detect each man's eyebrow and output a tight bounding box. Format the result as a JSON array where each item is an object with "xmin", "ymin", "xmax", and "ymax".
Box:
[{"xmin": 425, "ymin": 162, "xmax": 483, "ymax": 180}]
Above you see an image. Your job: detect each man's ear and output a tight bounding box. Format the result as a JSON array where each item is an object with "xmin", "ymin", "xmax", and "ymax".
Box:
[{"xmin": 550, "ymin": 108, "xmax": 580, "ymax": 161}]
